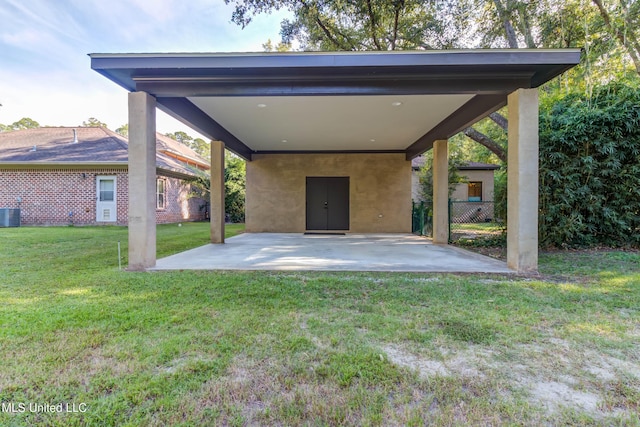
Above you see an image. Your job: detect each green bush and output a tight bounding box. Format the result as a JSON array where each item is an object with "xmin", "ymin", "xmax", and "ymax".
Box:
[
  {"xmin": 539, "ymin": 83, "xmax": 640, "ymax": 248},
  {"xmin": 224, "ymin": 155, "xmax": 246, "ymax": 223}
]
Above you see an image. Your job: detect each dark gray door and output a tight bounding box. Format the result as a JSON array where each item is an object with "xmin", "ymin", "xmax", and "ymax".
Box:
[{"xmin": 306, "ymin": 177, "xmax": 349, "ymax": 230}]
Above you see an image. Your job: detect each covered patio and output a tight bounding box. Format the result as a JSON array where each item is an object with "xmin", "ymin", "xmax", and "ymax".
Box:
[{"xmin": 90, "ymin": 50, "xmax": 580, "ymax": 273}]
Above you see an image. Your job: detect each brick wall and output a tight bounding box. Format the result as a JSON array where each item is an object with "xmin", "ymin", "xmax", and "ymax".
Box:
[
  {"xmin": 155, "ymin": 175, "xmax": 207, "ymax": 224},
  {"xmin": 0, "ymin": 169, "xmax": 205, "ymax": 225}
]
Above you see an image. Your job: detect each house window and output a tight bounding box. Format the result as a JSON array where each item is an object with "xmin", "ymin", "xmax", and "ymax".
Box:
[
  {"xmin": 468, "ymin": 182, "xmax": 482, "ymax": 202},
  {"xmin": 157, "ymin": 179, "xmax": 166, "ymax": 209},
  {"xmin": 99, "ymin": 179, "xmax": 115, "ymax": 201}
]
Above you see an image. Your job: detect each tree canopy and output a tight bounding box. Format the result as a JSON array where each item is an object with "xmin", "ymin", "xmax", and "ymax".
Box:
[
  {"xmin": 82, "ymin": 117, "xmax": 108, "ymax": 128},
  {"xmin": 165, "ymin": 131, "xmax": 210, "ymax": 159},
  {"xmin": 0, "ymin": 117, "xmax": 40, "ymax": 132},
  {"xmin": 226, "ymin": 0, "xmax": 639, "ymax": 80}
]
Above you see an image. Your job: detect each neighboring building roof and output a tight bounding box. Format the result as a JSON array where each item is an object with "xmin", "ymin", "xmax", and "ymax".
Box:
[
  {"xmin": 458, "ymin": 162, "xmax": 501, "ymax": 170},
  {"xmin": 411, "ymin": 156, "xmax": 427, "ymax": 170},
  {"xmin": 411, "ymin": 156, "xmax": 500, "ymax": 171},
  {"xmin": 155, "ymin": 132, "xmax": 209, "ymax": 170},
  {"xmin": 0, "ymin": 127, "xmax": 210, "ymax": 177}
]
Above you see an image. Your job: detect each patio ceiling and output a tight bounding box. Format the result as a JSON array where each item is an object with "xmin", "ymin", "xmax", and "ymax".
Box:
[{"xmin": 90, "ymin": 50, "xmax": 581, "ymax": 161}]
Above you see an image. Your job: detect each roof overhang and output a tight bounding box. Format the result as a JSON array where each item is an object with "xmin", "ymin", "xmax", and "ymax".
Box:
[
  {"xmin": 0, "ymin": 162, "xmax": 197, "ymax": 180},
  {"xmin": 0, "ymin": 162, "xmax": 128, "ymax": 169},
  {"xmin": 90, "ymin": 50, "xmax": 581, "ymax": 161}
]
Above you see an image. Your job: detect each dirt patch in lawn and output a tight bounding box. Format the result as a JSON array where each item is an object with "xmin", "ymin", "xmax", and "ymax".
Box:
[{"xmin": 382, "ymin": 339, "xmax": 639, "ymax": 421}]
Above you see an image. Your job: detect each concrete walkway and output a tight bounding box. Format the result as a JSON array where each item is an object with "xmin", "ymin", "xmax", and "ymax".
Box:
[{"xmin": 152, "ymin": 233, "xmax": 512, "ymax": 273}]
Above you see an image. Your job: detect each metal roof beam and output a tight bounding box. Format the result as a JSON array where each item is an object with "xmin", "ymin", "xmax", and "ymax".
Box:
[
  {"xmin": 135, "ymin": 76, "xmax": 532, "ymax": 97},
  {"xmin": 405, "ymin": 94, "xmax": 507, "ymax": 160}
]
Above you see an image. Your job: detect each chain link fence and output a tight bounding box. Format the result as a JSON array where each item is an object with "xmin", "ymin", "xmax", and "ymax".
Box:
[
  {"xmin": 412, "ymin": 200, "xmax": 432, "ymax": 237},
  {"xmin": 449, "ymin": 201, "xmax": 504, "ymax": 242}
]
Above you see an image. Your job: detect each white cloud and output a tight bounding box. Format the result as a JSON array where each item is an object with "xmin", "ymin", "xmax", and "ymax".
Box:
[
  {"xmin": 1, "ymin": 28, "xmax": 43, "ymax": 46},
  {"xmin": 0, "ymin": 0, "xmax": 291, "ymax": 139}
]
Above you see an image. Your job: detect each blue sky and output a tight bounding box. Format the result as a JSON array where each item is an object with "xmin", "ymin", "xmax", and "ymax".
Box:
[{"xmin": 0, "ymin": 0, "xmax": 289, "ymax": 136}]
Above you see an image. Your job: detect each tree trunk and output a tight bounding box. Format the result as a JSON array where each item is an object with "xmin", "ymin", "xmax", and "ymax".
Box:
[
  {"xmin": 365, "ymin": 0, "xmax": 383, "ymax": 50},
  {"xmin": 516, "ymin": 3, "xmax": 537, "ymax": 48},
  {"xmin": 463, "ymin": 127, "xmax": 507, "ymax": 163},
  {"xmin": 493, "ymin": 0, "xmax": 519, "ymax": 48},
  {"xmin": 489, "ymin": 112, "xmax": 508, "ymax": 130}
]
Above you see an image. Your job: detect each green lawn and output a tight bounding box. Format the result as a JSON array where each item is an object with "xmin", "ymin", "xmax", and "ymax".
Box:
[{"xmin": 0, "ymin": 224, "xmax": 639, "ymax": 426}]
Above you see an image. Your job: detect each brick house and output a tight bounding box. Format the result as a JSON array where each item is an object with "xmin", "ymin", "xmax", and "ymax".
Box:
[{"xmin": 0, "ymin": 127, "xmax": 209, "ymax": 225}]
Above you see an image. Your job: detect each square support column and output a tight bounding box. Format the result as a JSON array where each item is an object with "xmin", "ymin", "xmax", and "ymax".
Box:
[
  {"xmin": 507, "ymin": 88, "xmax": 539, "ymax": 273},
  {"xmin": 127, "ymin": 91, "xmax": 157, "ymax": 270},
  {"xmin": 210, "ymin": 140, "xmax": 225, "ymax": 243},
  {"xmin": 432, "ymin": 139, "xmax": 449, "ymax": 244}
]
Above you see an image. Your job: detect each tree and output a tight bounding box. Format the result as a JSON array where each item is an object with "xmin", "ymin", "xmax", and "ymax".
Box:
[
  {"xmin": 592, "ymin": 0, "xmax": 640, "ymax": 76},
  {"xmin": 165, "ymin": 131, "xmax": 210, "ymax": 159},
  {"xmin": 115, "ymin": 124, "xmax": 128, "ymax": 137},
  {"xmin": 165, "ymin": 131, "xmax": 192, "ymax": 144},
  {"xmin": 6, "ymin": 117, "xmax": 40, "ymax": 130},
  {"xmin": 190, "ymin": 138, "xmax": 210, "ymax": 159},
  {"xmin": 417, "ymin": 150, "xmax": 468, "ymax": 202},
  {"xmin": 188, "ymin": 152, "xmax": 246, "ymax": 222},
  {"xmin": 263, "ymin": 38, "xmax": 292, "ymax": 52},
  {"xmin": 82, "ymin": 117, "xmax": 108, "ymax": 128},
  {"xmin": 224, "ymin": 154, "xmax": 246, "ymax": 222},
  {"xmin": 227, "ymin": 0, "xmax": 468, "ymax": 50}
]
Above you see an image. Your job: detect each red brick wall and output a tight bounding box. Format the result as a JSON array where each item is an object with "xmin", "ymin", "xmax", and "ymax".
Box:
[
  {"xmin": 155, "ymin": 175, "xmax": 207, "ymax": 224},
  {"xmin": 0, "ymin": 169, "xmax": 205, "ymax": 226}
]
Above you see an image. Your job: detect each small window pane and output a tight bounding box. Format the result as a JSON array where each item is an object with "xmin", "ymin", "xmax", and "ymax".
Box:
[
  {"xmin": 468, "ymin": 182, "xmax": 482, "ymax": 202},
  {"xmin": 100, "ymin": 179, "xmax": 115, "ymax": 201},
  {"xmin": 156, "ymin": 179, "xmax": 166, "ymax": 209}
]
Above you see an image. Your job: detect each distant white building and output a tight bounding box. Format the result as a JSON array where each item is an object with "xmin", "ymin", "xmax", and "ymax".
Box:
[{"xmin": 411, "ymin": 156, "xmax": 500, "ymax": 202}]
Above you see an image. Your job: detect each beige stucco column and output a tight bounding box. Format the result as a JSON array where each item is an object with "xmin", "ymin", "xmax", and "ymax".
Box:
[
  {"xmin": 507, "ymin": 88, "xmax": 539, "ymax": 272},
  {"xmin": 127, "ymin": 91, "xmax": 157, "ymax": 270},
  {"xmin": 432, "ymin": 139, "xmax": 449, "ymax": 244},
  {"xmin": 210, "ymin": 140, "xmax": 225, "ymax": 243}
]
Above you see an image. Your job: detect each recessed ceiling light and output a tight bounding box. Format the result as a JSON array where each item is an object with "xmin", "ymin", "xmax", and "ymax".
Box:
[
  {"xmin": 257, "ymin": 103, "xmax": 267, "ymax": 108},
  {"xmin": 281, "ymin": 139, "xmax": 288, "ymax": 143},
  {"xmin": 370, "ymin": 139, "xmax": 376, "ymax": 142},
  {"xmin": 391, "ymin": 101, "xmax": 403, "ymax": 107}
]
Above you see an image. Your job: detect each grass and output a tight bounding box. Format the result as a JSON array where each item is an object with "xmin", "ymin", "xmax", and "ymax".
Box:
[
  {"xmin": 450, "ymin": 222, "xmax": 505, "ymax": 245},
  {"xmin": 0, "ymin": 224, "xmax": 639, "ymax": 426}
]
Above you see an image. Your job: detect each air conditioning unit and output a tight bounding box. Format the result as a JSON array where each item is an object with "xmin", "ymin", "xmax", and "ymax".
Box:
[{"xmin": 0, "ymin": 208, "xmax": 20, "ymax": 227}]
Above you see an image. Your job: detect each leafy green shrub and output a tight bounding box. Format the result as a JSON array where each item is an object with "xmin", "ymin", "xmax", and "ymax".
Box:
[
  {"xmin": 539, "ymin": 83, "xmax": 640, "ymax": 248},
  {"xmin": 224, "ymin": 155, "xmax": 246, "ymax": 223},
  {"xmin": 187, "ymin": 154, "xmax": 246, "ymax": 223}
]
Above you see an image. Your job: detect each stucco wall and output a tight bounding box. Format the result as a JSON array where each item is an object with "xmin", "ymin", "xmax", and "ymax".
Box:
[
  {"xmin": 450, "ymin": 170, "xmax": 495, "ymax": 201},
  {"xmin": 0, "ymin": 168, "xmax": 205, "ymax": 225},
  {"xmin": 246, "ymin": 153, "xmax": 411, "ymax": 233},
  {"xmin": 411, "ymin": 169, "xmax": 422, "ymax": 201}
]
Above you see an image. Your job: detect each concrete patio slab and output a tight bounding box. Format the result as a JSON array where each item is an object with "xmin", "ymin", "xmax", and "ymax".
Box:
[{"xmin": 152, "ymin": 233, "xmax": 512, "ymax": 273}]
